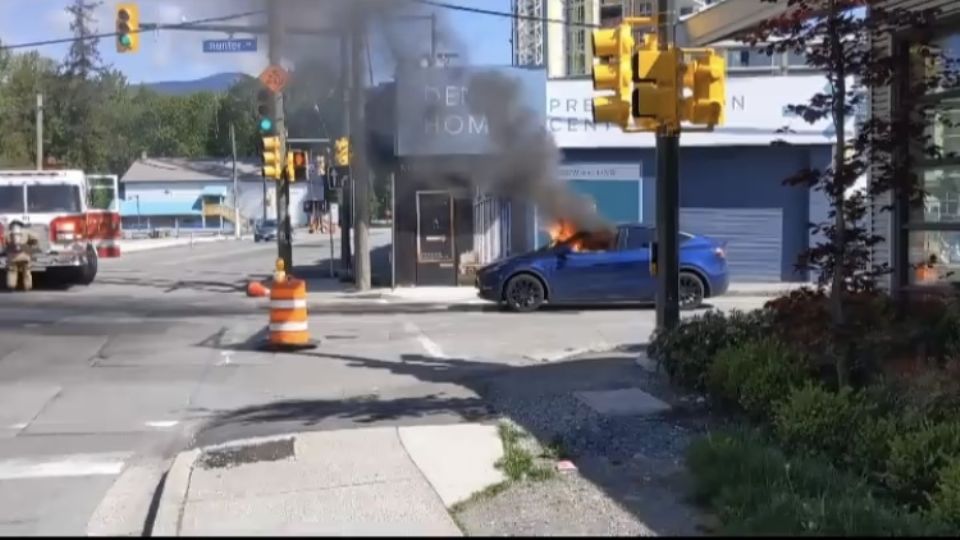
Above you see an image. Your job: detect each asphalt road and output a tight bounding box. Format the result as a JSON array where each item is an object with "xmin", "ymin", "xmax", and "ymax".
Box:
[{"xmin": 0, "ymin": 229, "xmax": 768, "ymax": 535}]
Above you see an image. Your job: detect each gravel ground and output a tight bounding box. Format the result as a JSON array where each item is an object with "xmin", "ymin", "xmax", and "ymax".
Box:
[
  {"xmin": 454, "ymin": 474, "xmax": 656, "ymax": 537},
  {"xmin": 453, "ymin": 349, "xmax": 715, "ymax": 536}
]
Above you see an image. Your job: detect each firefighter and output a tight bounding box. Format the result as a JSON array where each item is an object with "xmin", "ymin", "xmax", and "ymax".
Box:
[{"xmin": 4, "ymin": 221, "xmax": 39, "ymax": 291}]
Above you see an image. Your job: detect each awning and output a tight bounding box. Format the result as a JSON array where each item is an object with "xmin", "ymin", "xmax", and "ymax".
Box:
[{"xmin": 119, "ymin": 199, "xmax": 201, "ymax": 217}]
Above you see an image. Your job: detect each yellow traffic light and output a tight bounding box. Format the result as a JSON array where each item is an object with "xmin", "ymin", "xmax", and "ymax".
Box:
[
  {"xmin": 631, "ymin": 45, "xmax": 681, "ymax": 128},
  {"xmin": 681, "ymin": 50, "xmax": 726, "ymax": 127},
  {"xmin": 334, "ymin": 137, "xmax": 350, "ymax": 167},
  {"xmin": 590, "ymin": 23, "xmax": 634, "ymax": 127},
  {"xmin": 115, "ymin": 3, "xmax": 140, "ymax": 54},
  {"xmin": 285, "ymin": 151, "xmax": 295, "ymax": 182},
  {"xmin": 261, "ymin": 136, "xmax": 282, "ymax": 180}
]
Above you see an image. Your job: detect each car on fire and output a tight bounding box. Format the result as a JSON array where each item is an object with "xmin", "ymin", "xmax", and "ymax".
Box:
[{"xmin": 475, "ymin": 222, "xmax": 729, "ymax": 312}]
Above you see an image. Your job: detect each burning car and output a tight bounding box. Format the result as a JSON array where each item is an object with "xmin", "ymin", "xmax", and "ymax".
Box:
[{"xmin": 475, "ymin": 221, "xmax": 729, "ymax": 312}]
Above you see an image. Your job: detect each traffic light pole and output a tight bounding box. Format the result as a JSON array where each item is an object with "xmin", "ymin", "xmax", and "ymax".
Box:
[
  {"xmin": 268, "ymin": 3, "xmax": 293, "ymax": 270},
  {"xmin": 351, "ymin": 21, "xmax": 371, "ymax": 291},
  {"xmin": 655, "ymin": 0, "xmax": 680, "ymax": 331},
  {"xmin": 339, "ymin": 32, "xmax": 353, "ymax": 279}
]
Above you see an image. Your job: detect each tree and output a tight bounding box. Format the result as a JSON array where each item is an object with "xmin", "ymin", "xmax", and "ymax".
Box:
[
  {"xmin": 51, "ymin": 0, "xmax": 110, "ymax": 171},
  {"xmin": 62, "ymin": 0, "xmax": 104, "ymax": 80},
  {"xmin": 747, "ymin": 0, "xmax": 960, "ymax": 385}
]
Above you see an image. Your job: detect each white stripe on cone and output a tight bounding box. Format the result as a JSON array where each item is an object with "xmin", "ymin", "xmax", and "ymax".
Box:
[
  {"xmin": 269, "ymin": 321, "xmax": 309, "ymax": 332},
  {"xmin": 270, "ymin": 299, "xmax": 307, "ymax": 309}
]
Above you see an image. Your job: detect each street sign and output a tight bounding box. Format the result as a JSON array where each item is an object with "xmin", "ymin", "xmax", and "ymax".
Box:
[
  {"xmin": 259, "ymin": 64, "xmax": 290, "ymax": 95},
  {"xmin": 203, "ymin": 39, "xmax": 258, "ymax": 53}
]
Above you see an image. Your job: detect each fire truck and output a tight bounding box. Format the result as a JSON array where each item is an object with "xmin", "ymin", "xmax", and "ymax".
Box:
[{"xmin": 0, "ymin": 170, "xmax": 121, "ymax": 286}]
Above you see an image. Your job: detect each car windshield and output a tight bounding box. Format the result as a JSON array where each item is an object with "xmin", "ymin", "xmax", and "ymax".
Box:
[
  {"xmin": 261, "ymin": 220, "xmax": 277, "ymax": 228},
  {"xmin": 0, "ymin": 185, "xmax": 25, "ymax": 213},
  {"xmin": 26, "ymin": 184, "xmax": 81, "ymax": 213}
]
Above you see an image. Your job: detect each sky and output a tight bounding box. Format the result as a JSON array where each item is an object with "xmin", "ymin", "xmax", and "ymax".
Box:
[{"xmin": 0, "ymin": 0, "xmax": 514, "ymax": 84}]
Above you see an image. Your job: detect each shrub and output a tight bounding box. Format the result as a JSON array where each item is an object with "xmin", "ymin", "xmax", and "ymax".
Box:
[
  {"xmin": 884, "ymin": 420, "xmax": 960, "ymax": 508},
  {"xmin": 648, "ymin": 309, "xmax": 773, "ymax": 392},
  {"xmin": 848, "ymin": 414, "xmax": 901, "ymax": 479},
  {"xmin": 686, "ymin": 431, "xmax": 950, "ymax": 536},
  {"xmin": 930, "ymin": 458, "xmax": 960, "ymax": 527},
  {"xmin": 707, "ymin": 338, "xmax": 809, "ymax": 419},
  {"xmin": 773, "ymin": 382, "xmax": 866, "ymax": 463},
  {"xmin": 764, "ymin": 288, "xmax": 901, "ymax": 385}
]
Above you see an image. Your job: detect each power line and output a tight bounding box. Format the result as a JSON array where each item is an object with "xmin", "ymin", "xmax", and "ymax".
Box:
[
  {"xmin": 0, "ymin": 9, "xmax": 266, "ymax": 51},
  {"xmin": 409, "ymin": 0, "xmax": 602, "ymax": 28}
]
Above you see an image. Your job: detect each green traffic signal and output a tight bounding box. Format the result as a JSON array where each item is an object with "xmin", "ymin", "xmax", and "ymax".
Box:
[
  {"xmin": 260, "ymin": 118, "xmax": 273, "ymax": 133},
  {"xmin": 119, "ymin": 34, "xmax": 132, "ymax": 48}
]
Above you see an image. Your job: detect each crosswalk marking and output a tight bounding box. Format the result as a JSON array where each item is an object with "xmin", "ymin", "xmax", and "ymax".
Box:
[{"xmin": 0, "ymin": 452, "xmax": 131, "ymax": 480}]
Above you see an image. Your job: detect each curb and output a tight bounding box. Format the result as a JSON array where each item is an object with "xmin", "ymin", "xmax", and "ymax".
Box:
[
  {"xmin": 85, "ymin": 457, "xmax": 169, "ymax": 537},
  {"xmin": 151, "ymin": 448, "xmax": 201, "ymax": 537}
]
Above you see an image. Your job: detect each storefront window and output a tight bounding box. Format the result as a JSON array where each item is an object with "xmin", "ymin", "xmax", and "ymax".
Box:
[
  {"xmin": 904, "ymin": 28, "xmax": 960, "ymax": 287},
  {"xmin": 908, "ymin": 231, "xmax": 960, "ymax": 285}
]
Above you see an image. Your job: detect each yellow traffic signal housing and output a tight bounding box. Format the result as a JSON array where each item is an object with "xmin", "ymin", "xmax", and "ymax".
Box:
[
  {"xmin": 631, "ymin": 46, "xmax": 681, "ymax": 128},
  {"xmin": 261, "ymin": 136, "xmax": 282, "ymax": 180},
  {"xmin": 334, "ymin": 137, "xmax": 350, "ymax": 167},
  {"xmin": 681, "ymin": 50, "xmax": 726, "ymax": 127},
  {"xmin": 285, "ymin": 151, "xmax": 295, "ymax": 182},
  {"xmin": 115, "ymin": 3, "xmax": 140, "ymax": 53},
  {"xmin": 590, "ymin": 23, "xmax": 634, "ymax": 127}
]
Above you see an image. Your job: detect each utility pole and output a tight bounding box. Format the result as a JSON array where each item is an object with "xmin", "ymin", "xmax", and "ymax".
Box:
[
  {"xmin": 655, "ymin": 0, "xmax": 680, "ymax": 331},
  {"xmin": 230, "ymin": 123, "xmax": 240, "ymax": 240},
  {"xmin": 339, "ymin": 32, "xmax": 353, "ymax": 278},
  {"xmin": 268, "ymin": 2, "xmax": 292, "ymax": 270},
  {"xmin": 36, "ymin": 93, "xmax": 43, "ymax": 170},
  {"xmin": 351, "ymin": 21, "xmax": 371, "ymax": 291}
]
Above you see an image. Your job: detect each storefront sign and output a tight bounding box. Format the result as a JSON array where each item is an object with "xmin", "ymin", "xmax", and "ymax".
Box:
[
  {"xmin": 557, "ymin": 163, "xmax": 642, "ymax": 181},
  {"xmin": 547, "ymin": 74, "xmax": 855, "ymax": 148},
  {"xmin": 396, "ymin": 66, "xmax": 547, "ymax": 156}
]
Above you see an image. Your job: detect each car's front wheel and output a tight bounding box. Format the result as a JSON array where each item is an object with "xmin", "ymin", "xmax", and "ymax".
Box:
[
  {"xmin": 679, "ymin": 271, "xmax": 706, "ymax": 310},
  {"xmin": 503, "ymin": 273, "xmax": 545, "ymax": 312}
]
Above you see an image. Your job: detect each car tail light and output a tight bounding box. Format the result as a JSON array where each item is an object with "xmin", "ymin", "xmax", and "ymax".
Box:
[{"xmin": 51, "ymin": 216, "xmax": 84, "ymax": 243}]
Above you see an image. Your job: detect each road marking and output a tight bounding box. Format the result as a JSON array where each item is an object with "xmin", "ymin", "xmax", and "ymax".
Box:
[
  {"xmin": 144, "ymin": 420, "xmax": 179, "ymax": 429},
  {"xmin": 403, "ymin": 321, "xmax": 447, "ymax": 359},
  {"xmin": 5, "ymin": 423, "xmax": 28, "ymax": 430},
  {"xmin": 0, "ymin": 452, "xmax": 131, "ymax": 480}
]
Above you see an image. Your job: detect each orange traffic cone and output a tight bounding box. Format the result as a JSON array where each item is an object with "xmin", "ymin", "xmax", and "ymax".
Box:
[{"xmin": 247, "ymin": 281, "xmax": 270, "ymax": 297}]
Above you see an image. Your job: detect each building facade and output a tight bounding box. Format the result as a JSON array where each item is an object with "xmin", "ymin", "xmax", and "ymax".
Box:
[
  {"xmin": 119, "ymin": 158, "xmax": 313, "ymax": 234},
  {"xmin": 869, "ymin": 0, "xmax": 960, "ymax": 293},
  {"xmin": 543, "ymin": 73, "xmax": 845, "ymax": 283},
  {"xmin": 512, "ymin": 0, "xmax": 712, "ymax": 77}
]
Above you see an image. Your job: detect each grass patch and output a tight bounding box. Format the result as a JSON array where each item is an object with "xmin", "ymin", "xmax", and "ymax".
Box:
[{"xmin": 495, "ymin": 421, "xmax": 556, "ymax": 482}]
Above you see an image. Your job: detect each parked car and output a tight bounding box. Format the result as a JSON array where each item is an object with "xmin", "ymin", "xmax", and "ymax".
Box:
[
  {"xmin": 475, "ymin": 223, "xmax": 729, "ymax": 312},
  {"xmin": 254, "ymin": 219, "xmax": 278, "ymax": 243}
]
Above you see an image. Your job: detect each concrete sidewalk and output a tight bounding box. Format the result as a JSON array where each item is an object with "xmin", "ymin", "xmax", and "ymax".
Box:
[
  {"xmin": 120, "ymin": 235, "xmax": 239, "ymax": 254},
  {"xmin": 151, "ymin": 424, "xmax": 504, "ymax": 536}
]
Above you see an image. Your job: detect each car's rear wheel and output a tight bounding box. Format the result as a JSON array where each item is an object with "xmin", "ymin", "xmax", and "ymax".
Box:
[
  {"xmin": 503, "ymin": 274, "xmax": 545, "ymax": 312},
  {"xmin": 679, "ymin": 271, "xmax": 706, "ymax": 310}
]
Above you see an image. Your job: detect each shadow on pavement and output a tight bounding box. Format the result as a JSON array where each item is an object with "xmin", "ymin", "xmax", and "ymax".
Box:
[{"xmin": 193, "ymin": 349, "xmax": 711, "ymax": 536}]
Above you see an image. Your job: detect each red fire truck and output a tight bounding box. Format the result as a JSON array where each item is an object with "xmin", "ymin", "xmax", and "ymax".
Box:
[{"xmin": 0, "ymin": 170, "xmax": 121, "ymax": 286}]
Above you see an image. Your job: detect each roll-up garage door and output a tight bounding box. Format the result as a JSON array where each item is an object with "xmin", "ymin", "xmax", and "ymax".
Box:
[{"xmin": 680, "ymin": 207, "xmax": 783, "ymax": 282}]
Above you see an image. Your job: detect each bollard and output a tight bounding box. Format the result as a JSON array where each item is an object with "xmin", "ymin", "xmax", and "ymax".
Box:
[{"xmin": 263, "ymin": 259, "xmax": 316, "ymax": 351}]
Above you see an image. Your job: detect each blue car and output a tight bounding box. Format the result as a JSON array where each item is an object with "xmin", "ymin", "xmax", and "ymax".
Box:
[{"xmin": 475, "ymin": 223, "xmax": 729, "ymax": 312}]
